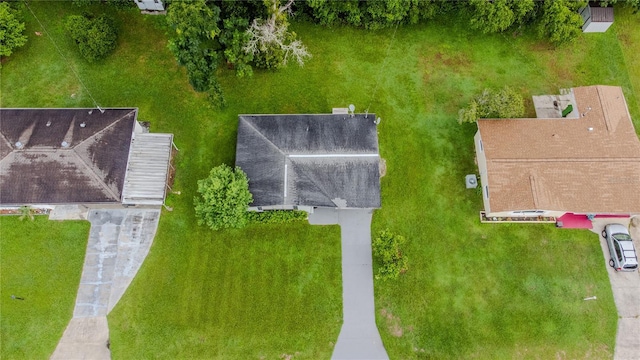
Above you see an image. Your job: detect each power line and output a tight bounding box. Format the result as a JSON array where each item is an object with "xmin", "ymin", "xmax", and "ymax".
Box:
[
  {"xmin": 366, "ymin": 21, "xmax": 400, "ymax": 114},
  {"xmin": 22, "ymin": 0, "xmax": 102, "ymax": 110}
]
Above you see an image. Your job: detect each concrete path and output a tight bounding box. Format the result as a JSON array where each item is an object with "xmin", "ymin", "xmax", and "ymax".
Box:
[
  {"xmin": 51, "ymin": 208, "xmax": 160, "ymax": 360},
  {"xmin": 309, "ymin": 208, "xmax": 389, "ymax": 360},
  {"xmin": 591, "ymin": 218, "xmax": 640, "ymax": 360}
]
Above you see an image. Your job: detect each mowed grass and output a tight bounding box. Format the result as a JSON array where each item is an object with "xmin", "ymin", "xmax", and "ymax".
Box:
[
  {"xmin": 0, "ymin": 217, "xmax": 89, "ymax": 359},
  {"xmin": 2, "ymin": 2, "xmax": 637, "ymax": 358}
]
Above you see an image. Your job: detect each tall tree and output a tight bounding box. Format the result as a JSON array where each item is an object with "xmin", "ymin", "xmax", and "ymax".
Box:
[
  {"xmin": 537, "ymin": 0, "xmax": 585, "ymax": 46},
  {"xmin": 0, "ymin": 2, "xmax": 28, "ymax": 58},
  {"xmin": 64, "ymin": 14, "xmax": 118, "ymax": 62},
  {"xmin": 167, "ymin": 0, "xmax": 220, "ymax": 91},
  {"xmin": 243, "ymin": 0, "xmax": 311, "ymax": 69},
  {"xmin": 468, "ymin": 0, "xmax": 535, "ymax": 34}
]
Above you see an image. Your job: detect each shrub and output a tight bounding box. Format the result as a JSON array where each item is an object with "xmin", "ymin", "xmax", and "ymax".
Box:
[
  {"xmin": 0, "ymin": 2, "xmax": 28, "ymax": 58},
  {"xmin": 372, "ymin": 229, "xmax": 408, "ymax": 281},
  {"xmin": 194, "ymin": 164, "xmax": 253, "ymax": 231},
  {"xmin": 207, "ymin": 79, "xmax": 227, "ymax": 109},
  {"xmin": 246, "ymin": 210, "xmax": 308, "ymax": 224},
  {"xmin": 64, "ymin": 14, "xmax": 118, "ymax": 62},
  {"xmin": 458, "ymin": 86, "xmax": 524, "ymax": 124}
]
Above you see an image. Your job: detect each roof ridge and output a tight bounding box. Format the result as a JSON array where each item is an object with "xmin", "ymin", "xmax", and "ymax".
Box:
[
  {"xmin": 70, "ymin": 109, "xmax": 136, "ymax": 202},
  {"xmin": 490, "ymin": 157, "xmax": 640, "ymax": 162},
  {"xmin": 71, "ymin": 146, "xmax": 122, "ymax": 201},
  {"xmin": 287, "ymin": 158, "xmax": 336, "ymax": 206},
  {"xmin": 73, "ymin": 109, "xmax": 136, "ymax": 149},
  {"xmin": 596, "ymin": 86, "xmax": 612, "ymax": 133},
  {"xmin": 0, "ymin": 132, "xmax": 13, "ymax": 161},
  {"xmin": 239, "ymin": 117, "xmax": 286, "ymax": 157}
]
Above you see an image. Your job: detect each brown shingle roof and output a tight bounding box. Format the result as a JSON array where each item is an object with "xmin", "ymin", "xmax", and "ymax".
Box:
[
  {"xmin": 590, "ymin": 6, "xmax": 614, "ymax": 23},
  {"xmin": 478, "ymin": 86, "xmax": 640, "ymax": 214},
  {"xmin": 0, "ymin": 108, "xmax": 137, "ymax": 205}
]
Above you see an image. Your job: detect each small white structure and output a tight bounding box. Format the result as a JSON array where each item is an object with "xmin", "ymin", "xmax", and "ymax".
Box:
[
  {"xmin": 580, "ymin": 4, "xmax": 614, "ymax": 33},
  {"xmin": 133, "ymin": 0, "xmax": 164, "ymax": 12}
]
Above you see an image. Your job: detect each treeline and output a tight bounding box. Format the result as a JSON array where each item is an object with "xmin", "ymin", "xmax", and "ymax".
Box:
[{"xmin": 164, "ymin": 0, "xmax": 638, "ymax": 106}]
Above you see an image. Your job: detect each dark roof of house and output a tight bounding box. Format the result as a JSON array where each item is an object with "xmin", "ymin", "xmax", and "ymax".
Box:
[
  {"xmin": 0, "ymin": 108, "xmax": 137, "ymax": 205},
  {"xmin": 477, "ymin": 86, "xmax": 640, "ymax": 214},
  {"xmin": 235, "ymin": 114, "xmax": 381, "ymax": 208}
]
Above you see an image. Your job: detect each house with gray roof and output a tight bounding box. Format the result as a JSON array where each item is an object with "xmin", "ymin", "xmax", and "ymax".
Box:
[
  {"xmin": 235, "ymin": 114, "xmax": 381, "ymax": 212},
  {"xmin": 0, "ymin": 108, "xmax": 174, "ymax": 209}
]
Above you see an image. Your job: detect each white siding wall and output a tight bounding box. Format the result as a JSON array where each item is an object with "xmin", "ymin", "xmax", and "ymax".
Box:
[
  {"xmin": 134, "ymin": 0, "xmax": 164, "ymax": 11},
  {"xmin": 474, "ymin": 131, "xmax": 491, "ymax": 214}
]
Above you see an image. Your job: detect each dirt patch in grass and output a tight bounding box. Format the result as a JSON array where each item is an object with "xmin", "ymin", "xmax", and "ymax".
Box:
[
  {"xmin": 380, "ymin": 308, "xmax": 403, "ymax": 337},
  {"xmin": 419, "ymin": 50, "xmax": 472, "ymax": 84},
  {"xmin": 379, "ymin": 158, "xmax": 387, "ymax": 177}
]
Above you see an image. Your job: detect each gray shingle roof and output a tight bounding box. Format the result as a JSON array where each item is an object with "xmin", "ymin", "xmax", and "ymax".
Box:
[{"xmin": 236, "ymin": 114, "xmax": 381, "ymax": 209}]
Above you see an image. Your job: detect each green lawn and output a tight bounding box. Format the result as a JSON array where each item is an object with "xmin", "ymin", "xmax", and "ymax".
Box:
[
  {"xmin": 1, "ymin": 2, "xmax": 637, "ymax": 358},
  {"xmin": 0, "ymin": 217, "xmax": 89, "ymax": 359}
]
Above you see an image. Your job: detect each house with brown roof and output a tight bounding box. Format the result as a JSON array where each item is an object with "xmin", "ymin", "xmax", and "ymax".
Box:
[
  {"xmin": 0, "ymin": 108, "xmax": 174, "ymax": 209},
  {"xmin": 474, "ymin": 86, "xmax": 640, "ymax": 227}
]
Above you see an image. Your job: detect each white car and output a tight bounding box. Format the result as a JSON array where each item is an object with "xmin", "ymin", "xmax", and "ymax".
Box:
[{"xmin": 602, "ymin": 224, "xmax": 638, "ymax": 272}]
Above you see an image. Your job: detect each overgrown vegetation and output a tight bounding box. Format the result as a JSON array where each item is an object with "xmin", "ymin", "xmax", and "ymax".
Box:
[
  {"xmin": 0, "ymin": 2, "xmax": 28, "ymax": 58},
  {"xmin": 458, "ymin": 86, "xmax": 525, "ymax": 124},
  {"xmin": 372, "ymin": 230, "xmax": 408, "ymax": 281},
  {"xmin": 194, "ymin": 164, "xmax": 252, "ymax": 231},
  {"xmin": 18, "ymin": 206, "xmax": 35, "ymax": 221},
  {"xmin": 64, "ymin": 13, "xmax": 118, "ymax": 62}
]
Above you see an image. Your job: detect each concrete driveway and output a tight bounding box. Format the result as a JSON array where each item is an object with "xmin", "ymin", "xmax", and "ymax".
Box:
[
  {"xmin": 51, "ymin": 208, "xmax": 160, "ymax": 360},
  {"xmin": 309, "ymin": 208, "xmax": 389, "ymax": 360},
  {"xmin": 591, "ymin": 217, "xmax": 640, "ymax": 360}
]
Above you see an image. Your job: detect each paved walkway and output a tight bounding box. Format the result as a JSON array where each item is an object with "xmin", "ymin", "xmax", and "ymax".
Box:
[
  {"xmin": 309, "ymin": 208, "xmax": 389, "ymax": 360},
  {"xmin": 51, "ymin": 208, "xmax": 160, "ymax": 360},
  {"xmin": 591, "ymin": 217, "xmax": 640, "ymax": 360}
]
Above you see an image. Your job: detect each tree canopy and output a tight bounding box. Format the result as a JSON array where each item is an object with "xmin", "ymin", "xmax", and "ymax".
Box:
[
  {"xmin": 0, "ymin": 2, "xmax": 28, "ymax": 58},
  {"xmin": 372, "ymin": 230, "xmax": 408, "ymax": 281},
  {"xmin": 458, "ymin": 86, "xmax": 525, "ymax": 124},
  {"xmin": 194, "ymin": 164, "xmax": 253, "ymax": 231},
  {"xmin": 64, "ymin": 13, "xmax": 118, "ymax": 62}
]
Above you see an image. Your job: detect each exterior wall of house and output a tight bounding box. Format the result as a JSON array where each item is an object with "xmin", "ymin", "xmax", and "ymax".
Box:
[
  {"xmin": 474, "ymin": 131, "xmax": 491, "ymax": 214},
  {"xmin": 133, "ymin": 0, "xmax": 164, "ymax": 11},
  {"xmin": 249, "ymin": 205, "xmax": 315, "ymax": 213},
  {"xmin": 485, "ymin": 209, "xmax": 566, "ymax": 218},
  {"xmin": 583, "ymin": 20, "xmax": 613, "ymax": 33}
]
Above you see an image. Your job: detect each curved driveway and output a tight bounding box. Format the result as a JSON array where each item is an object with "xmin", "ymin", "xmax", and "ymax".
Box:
[{"xmin": 309, "ymin": 208, "xmax": 389, "ymax": 360}]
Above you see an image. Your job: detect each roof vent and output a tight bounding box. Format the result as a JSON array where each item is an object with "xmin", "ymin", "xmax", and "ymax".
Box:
[
  {"xmin": 465, "ymin": 174, "xmax": 478, "ymax": 189},
  {"xmin": 80, "ymin": 122, "xmax": 86, "ymax": 128},
  {"xmin": 15, "ymin": 141, "xmax": 23, "ymax": 149},
  {"xmin": 46, "ymin": 120, "xmax": 52, "ymax": 127},
  {"xmin": 61, "ymin": 141, "xmax": 69, "ymax": 148}
]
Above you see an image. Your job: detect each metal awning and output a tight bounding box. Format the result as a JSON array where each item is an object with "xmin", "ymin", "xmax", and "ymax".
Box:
[{"xmin": 121, "ymin": 133, "xmax": 173, "ymax": 205}]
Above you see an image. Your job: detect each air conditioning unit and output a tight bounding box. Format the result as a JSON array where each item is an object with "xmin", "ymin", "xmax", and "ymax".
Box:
[{"xmin": 465, "ymin": 175, "xmax": 478, "ymax": 189}]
